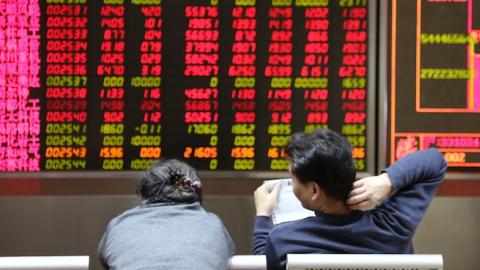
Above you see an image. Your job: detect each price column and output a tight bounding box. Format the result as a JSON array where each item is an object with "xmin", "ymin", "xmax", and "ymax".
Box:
[
  {"xmin": 183, "ymin": 4, "xmax": 220, "ymax": 170},
  {"xmin": 338, "ymin": 2, "xmax": 368, "ymax": 171},
  {"xmin": 43, "ymin": 3, "xmax": 88, "ymax": 170},
  {"xmin": 129, "ymin": 4, "xmax": 162, "ymax": 170},
  {"xmin": 229, "ymin": 2, "xmax": 257, "ymax": 170},
  {"xmin": 297, "ymin": 4, "xmax": 329, "ymax": 133},
  {"xmin": 0, "ymin": 1, "xmax": 41, "ymax": 171},
  {"xmin": 265, "ymin": 2, "xmax": 293, "ymax": 170},
  {"xmin": 97, "ymin": 2, "xmax": 126, "ymax": 170}
]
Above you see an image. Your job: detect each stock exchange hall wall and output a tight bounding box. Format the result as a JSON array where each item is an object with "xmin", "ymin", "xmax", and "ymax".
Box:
[
  {"xmin": 0, "ymin": 0, "xmax": 374, "ymax": 269},
  {"xmin": 1, "ymin": 0, "xmax": 480, "ymax": 270}
]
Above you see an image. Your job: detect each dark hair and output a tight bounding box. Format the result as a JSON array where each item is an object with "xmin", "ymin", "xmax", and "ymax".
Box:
[
  {"xmin": 137, "ymin": 159, "xmax": 203, "ymax": 204},
  {"xmin": 285, "ymin": 129, "xmax": 356, "ymax": 201}
]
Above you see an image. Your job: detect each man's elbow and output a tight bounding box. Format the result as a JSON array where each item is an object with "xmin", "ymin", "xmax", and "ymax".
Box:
[{"xmin": 428, "ymin": 148, "xmax": 448, "ymax": 181}]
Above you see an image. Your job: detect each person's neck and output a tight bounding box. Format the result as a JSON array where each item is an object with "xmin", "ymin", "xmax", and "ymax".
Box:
[{"xmin": 316, "ymin": 198, "xmax": 350, "ymax": 215}]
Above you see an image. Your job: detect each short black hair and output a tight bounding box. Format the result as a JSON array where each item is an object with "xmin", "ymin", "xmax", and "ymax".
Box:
[
  {"xmin": 285, "ymin": 129, "xmax": 356, "ymax": 201},
  {"xmin": 137, "ymin": 159, "xmax": 203, "ymax": 204}
]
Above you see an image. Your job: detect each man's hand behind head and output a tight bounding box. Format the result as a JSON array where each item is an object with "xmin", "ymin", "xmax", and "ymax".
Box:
[{"xmin": 347, "ymin": 173, "xmax": 392, "ymax": 211}]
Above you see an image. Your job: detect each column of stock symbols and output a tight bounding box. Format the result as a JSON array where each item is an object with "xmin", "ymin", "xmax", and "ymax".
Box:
[
  {"xmin": 183, "ymin": 3, "xmax": 220, "ymax": 170},
  {"xmin": 97, "ymin": 1, "xmax": 126, "ymax": 170},
  {"xmin": 228, "ymin": 1, "xmax": 257, "ymax": 170},
  {"xmin": 129, "ymin": 3, "xmax": 163, "ymax": 170},
  {"xmin": 0, "ymin": 1, "xmax": 41, "ymax": 171},
  {"xmin": 43, "ymin": 2, "xmax": 88, "ymax": 170}
]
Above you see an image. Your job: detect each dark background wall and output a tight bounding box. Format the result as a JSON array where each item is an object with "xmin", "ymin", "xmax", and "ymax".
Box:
[{"xmin": 0, "ymin": 195, "xmax": 478, "ymax": 270}]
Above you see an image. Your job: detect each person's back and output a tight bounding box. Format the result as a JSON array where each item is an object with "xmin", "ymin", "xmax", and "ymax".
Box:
[
  {"xmin": 99, "ymin": 202, "xmax": 233, "ymax": 270},
  {"xmin": 252, "ymin": 129, "xmax": 447, "ymax": 270},
  {"xmin": 98, "ymin": 159, "xmax": 235, "ymax": 270}
]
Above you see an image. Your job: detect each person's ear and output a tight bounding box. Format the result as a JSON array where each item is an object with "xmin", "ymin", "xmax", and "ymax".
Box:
[{"xmin": 310, "ymin": 181, "xmax": 323, "ymax": 201}]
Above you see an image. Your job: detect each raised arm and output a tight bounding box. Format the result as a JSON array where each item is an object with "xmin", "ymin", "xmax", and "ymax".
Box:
[
  {"xmin": 252, "ymin": 183, "xmax": 281, "ymax": 255},
  {"xmin": 370, "ymin": 148, "xmax": 447, "ymax": 234}
]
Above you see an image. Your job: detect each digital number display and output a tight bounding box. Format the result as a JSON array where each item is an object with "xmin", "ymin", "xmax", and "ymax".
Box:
[
  {"xmin": 390, "ymin": 0, "xmax": 480, "ymax": 169},
  {"xmin": 0, "ymin": 0, "xmax": 370, "ymax": 172}
]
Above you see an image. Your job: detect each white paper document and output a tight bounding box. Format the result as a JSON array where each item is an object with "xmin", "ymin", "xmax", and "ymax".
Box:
[{"xmin": 264, "ymin": 178, "xmax": 315, "ymax": 225}]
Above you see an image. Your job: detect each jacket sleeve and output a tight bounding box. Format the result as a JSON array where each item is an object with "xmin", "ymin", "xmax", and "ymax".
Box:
[
  {"xmin": 375, "ymin": 148, "xmax": 447, "ymax": 236},
  {"xmin": 252, "ymin": 216, "xmax": 273, "ymax": 255}
]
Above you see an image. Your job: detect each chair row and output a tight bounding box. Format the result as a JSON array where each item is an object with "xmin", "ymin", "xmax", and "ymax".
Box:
[
  {"xmin": 0, "ymin": 254, "xmax": 444, "ymax": 270},
  {"xmin": 228, "ymin": 254, "xmax": 444, "ymax": 270}
]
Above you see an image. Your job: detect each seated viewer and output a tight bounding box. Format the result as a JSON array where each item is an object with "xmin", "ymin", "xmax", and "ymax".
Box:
[
  {"xmin": 98, "ymin": 159, "xmax": 235, "ymax": 270},
  {"xmin": 252, "ymin": 129, "xmax": 447, "ymax": 270}
]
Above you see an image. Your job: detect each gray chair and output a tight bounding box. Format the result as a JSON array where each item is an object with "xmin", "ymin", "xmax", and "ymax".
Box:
[
  {"xmin": 286, "ymin": 254, "xmax": 444, "ymax": 270},
  {"xmin": 228, "ymin": 255, "xmax": 266, "ymax": 270},
  {"xmin": 0, "ymin": 256, "xmax": 89, "ymax": 270}
]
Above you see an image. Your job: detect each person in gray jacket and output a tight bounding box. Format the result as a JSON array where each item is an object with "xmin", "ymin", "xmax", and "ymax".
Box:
[{"xmin": 98, "ymin": 159, "xmax": 235, "ymax": 270}]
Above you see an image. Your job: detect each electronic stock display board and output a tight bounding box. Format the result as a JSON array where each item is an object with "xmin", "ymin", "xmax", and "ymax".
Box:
[
  {"xmin": 389, "ymin": 0, "xmax": 480, "ymax": 170},
  {"xmin": 0, "ymin": 0, "xmax": 372, "ymax": 173}
]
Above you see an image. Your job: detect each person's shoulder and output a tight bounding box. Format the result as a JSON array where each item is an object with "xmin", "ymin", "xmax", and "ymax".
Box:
[
  {"xmin": 183, "ymin": 203, "xmax": 222, "ymax": 222},
  {"xmin": 270, "ymin": 217, "xmax": 315, "ymax": 236},
  {"xmin": 203, "ymin": 210, "xmax": 225, "ymax": 224},
  {"xmin": 106, "ymin": 205, "xmax": 144, "ymax": 227}
]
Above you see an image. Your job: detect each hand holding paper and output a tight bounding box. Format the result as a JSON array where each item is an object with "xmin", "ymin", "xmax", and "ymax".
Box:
[
  {"xmin": 254, "ymin": 182, "xmax": 282, "ymax": 216},
  {"xmin": 262, "ymin": 179, "xmax": 315, "ymax": 225}
]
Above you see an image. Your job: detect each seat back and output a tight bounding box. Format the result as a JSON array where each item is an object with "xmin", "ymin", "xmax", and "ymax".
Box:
[
  {"xmin": 287, "ymin": 254, "xmax": 443, "ymax": 270},
  {"xmin": 228, "ymin": 255, "xmax": 266, "ymax": 270},
  {"xmin": 0, "ymin": 256, "xmax": 89, "ymax": 270}
]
